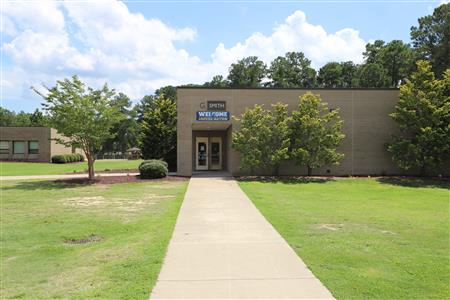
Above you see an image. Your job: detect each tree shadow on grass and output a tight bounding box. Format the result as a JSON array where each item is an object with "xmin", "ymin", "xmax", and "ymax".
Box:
[
  {"xmin": 235, "ymin": 176, "xmax": 335, "ymax": 184},
  {"xmin": 1, "ymin": 179, "xmax": 95, "ymax": 191},
  {"xmin": 377, "ymin": 177, "xmax": 450, "ymax": 189}
]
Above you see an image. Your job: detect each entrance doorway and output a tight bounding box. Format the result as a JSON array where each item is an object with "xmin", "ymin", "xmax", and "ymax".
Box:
[
  {"xmin": 196, "ymin": 137, "xmax": 208, "ymax": 170},
  {"xmin": 210, "ymin": 137, "xmax": 222, "ymax": 170},
  {"xmin": 195, "ymin": 136, "xmax": 223, "ymax": 171}
]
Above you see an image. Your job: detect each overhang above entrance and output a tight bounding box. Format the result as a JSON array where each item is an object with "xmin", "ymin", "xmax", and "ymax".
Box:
[{"xmin": 192, "ymin": 123, "xmax": 231, "ymax": 131}]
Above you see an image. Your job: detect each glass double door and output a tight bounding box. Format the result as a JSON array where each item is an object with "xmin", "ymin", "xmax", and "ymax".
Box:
[{"xmin": 195, "ymin": 137, "xmax": 222, "ymax": 171}]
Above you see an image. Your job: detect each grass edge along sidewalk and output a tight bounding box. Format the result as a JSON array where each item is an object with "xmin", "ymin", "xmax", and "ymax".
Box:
[{"xmin": 239, "ymin": 177, "xmax": 450, "ymax": 300}]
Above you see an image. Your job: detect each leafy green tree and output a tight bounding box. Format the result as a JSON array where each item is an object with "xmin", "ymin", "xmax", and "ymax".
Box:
[
  {"xmin": 340, "ymin": 61, "xmax": 358, "ymax": 87},
  {"xmin": 290, "ymin": 92, "xmax": 345, "ymax": 176},
  {"xmin": 155, "ymin": 85, "xmax": 177, "ymax": 102},
  {"xmin": 363, "ymin": 40, "xmax": 386, "ymax": 64},
  {"xmin": 33, "ymin": 75, "xmax": 122, "ymax": 180},
  {"xmin": 411, "ymin": 3, "xmax": 450, "ymax": 78},
  {"xmin": 204, "ymin": 75, "xmax": 229, "ymax": 87},
  {"xmin": 29, "ymin": 109, "xmax": 48, "ymax": 126},
  {"xmin": 101, "ymin": 93, "xmax": 139, "ymax": 156},
  {"xmin": 268, "ymin": 52, "xmax": 316, "ymax": 88},
  {"xmin": 0, "ymin": 108, "xmax": 16, "ymax": 126},
  {"xmin": 317, "ymin": 61, "xmax": 358, "ymax": 88},
  {"xmin": 0, "ymin": 108, "xmax": 48, "ymax": 126},
  {"xmin": 317, "ymin": 62, "xmax": 343, "ymax": 87},
  {"xmin": 136, "ymin": 95, "xmax": 156, "ymax": 122},
  {"xmin": 387, "ymin": 60, "xmax": 450, "ymax": 175},
  {"xmin": 379, "ymin": 40, "xmax": 416, "ymax": 86},
  {"xmin": 228, "ymin": 56, "xmax": 267, "ymax": 87},
  {"xmin": 232, "ymin": 103, "xmax": 290, "ymax": 174},
  {"xmin": 140, "ymin": 96, "xmax": 177, "ymax": 169},
  {"xmin": 364, "ymin": 40, "xmax": 416, "ymax": 86},
  {"xmin": 357, "ymin": 63, "xmax": 389, "ymax": 87}
]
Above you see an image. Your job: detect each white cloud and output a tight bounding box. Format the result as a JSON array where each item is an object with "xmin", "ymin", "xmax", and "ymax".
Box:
[
  {"xmin": 212, "ymin": 11, "xmax": 366, "ymax": 69},
  {"xmin": 2, "ymin": 2, "xmax": 368, "ymax": 110}
]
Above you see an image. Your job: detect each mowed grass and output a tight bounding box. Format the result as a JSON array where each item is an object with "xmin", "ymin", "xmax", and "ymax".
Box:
[
  {"xmin": 239, "ymin": 178, "xmax": 450, "ymax": 300},
  {"xmin": 0, "ymin": 159, "xmax": 143, "ymax": 176},
  {"xmin": 1, "ymin": 179, "xmax": 188, "ymax": 299}
]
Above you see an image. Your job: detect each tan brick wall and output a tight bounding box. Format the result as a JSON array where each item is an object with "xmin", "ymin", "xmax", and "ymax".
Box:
[
  {"xmin": 50, "ymin": 128, "xmax": 80, "ymax": 156},
  {"xmin": 177, "ymin": 88, "xmax": 450, "ymax": 176},
  {"xmin": 0, "ymin": 127, "xmax": 77, "ymax": 162},
  {"xmin": 0, "ymin": 127, "xmax": 52, "ymax": 162}
]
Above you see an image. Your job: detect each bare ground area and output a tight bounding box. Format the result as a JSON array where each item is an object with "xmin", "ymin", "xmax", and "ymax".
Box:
[{"xmin": 54, "ymin": 175, "xmax": 189, "ymax": 185}]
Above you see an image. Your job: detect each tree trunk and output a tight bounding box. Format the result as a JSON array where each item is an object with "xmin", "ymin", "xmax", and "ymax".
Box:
[
  {"xmin": 87, "ymin": 153, "xmax": 95, "ymax": 180},
  {"xmin": 307, "ymin": 166, "xmax": 312, "ymax": 176}
]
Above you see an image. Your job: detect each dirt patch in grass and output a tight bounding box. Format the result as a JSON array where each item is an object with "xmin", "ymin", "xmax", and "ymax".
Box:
[
  {"xmin": 64, "ymin": 234, "xmax": 103, "ymax": 244},
  {"xmin": 62, "ymin": 194, "xmax": 175, "ymax": 208},
  {"xmin": 54, "ymin": 175, "xmax": 188, "ymax": 185},
  {"xmin": 316, "ymin": 223, "xmax": 344, "ymax": 231}
]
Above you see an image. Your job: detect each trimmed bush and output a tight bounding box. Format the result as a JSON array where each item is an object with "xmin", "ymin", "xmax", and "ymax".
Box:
[
  {"xmin": 139, "ymin": 160, "xmax": 168, "ymax": 179},
  {"xmin": 139, "ymin": 159, "xmax": 168, "ymax": 169},
  {"xmin": 51, "ymin": 155, "xmax": 65, "ymax": 164},
  {"xmin": 51, "ymin": 153, "xmax": 85, "ymax": 164}
]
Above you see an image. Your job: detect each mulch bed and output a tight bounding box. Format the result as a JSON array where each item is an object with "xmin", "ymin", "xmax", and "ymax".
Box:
[
  {"xmin": 67, "ymin": 168, "xmax": 139, "ymax": 174},
  {"xmin": 54, "ymin": 175, "xmax": 189, "ymax": 185}
]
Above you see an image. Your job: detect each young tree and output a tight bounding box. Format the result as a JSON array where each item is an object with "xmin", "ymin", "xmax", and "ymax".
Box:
[
  {"xmin": 411, "ymin": 3, "xmax": 450, "ymax": 78},
  {"xmin": 290, "ymin": 92, "xmax": 345, "ymax": 176},
  {"xmin": 33, "ymin": 75, "xmax": 122, "ymax": 180},
  {"xmin": 268, "ymin": 52, "xmax": 316, "ymax": 88},
  {"xmin": 387, "ymin": 60, "xmax": 450, "ymax": 175},
  {"xmin": 139, "ymin": 96, "xmax": 177, "ymax": 169},
  {"xmin": 232, "ymin": 103, "xmax": 290, "ymax": 174},
  {"xmin": 228, "ymin": 56, "xmax": 267, "ymax": 87}
]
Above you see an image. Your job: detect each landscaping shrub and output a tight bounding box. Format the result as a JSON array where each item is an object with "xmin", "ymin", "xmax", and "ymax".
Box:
[
  {"xmin": 139, "ymin": 160, "xmax": 168, "ymax": 179},
  {"xmin": 51, "ymin": 155, "xmax": 65, "ymax": 164},
  {"xmin": 51, "ymin": 153, "xmax": 84, "ymax": 164},
  {"xmin": 139, "ymin": 159, "xmax": 168, "ymax": 169}
]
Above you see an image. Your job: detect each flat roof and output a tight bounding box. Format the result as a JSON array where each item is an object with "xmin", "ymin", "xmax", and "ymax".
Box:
[{"xmin": 177, "ymin": 86, "xmax": 399, "ymax": 91}]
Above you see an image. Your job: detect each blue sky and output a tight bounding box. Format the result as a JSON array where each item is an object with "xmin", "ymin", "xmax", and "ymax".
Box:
[{"xmin": 1, "ymin": 0, "xmax": 444, "ymax": 112}]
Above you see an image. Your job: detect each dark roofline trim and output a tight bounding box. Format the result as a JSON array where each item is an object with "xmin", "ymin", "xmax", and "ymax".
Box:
[{"xmin": 177, "ymin": 86, "xmax": 399, "ymax": 91}]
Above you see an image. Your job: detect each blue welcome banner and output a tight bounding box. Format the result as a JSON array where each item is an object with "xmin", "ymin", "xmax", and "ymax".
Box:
[{"xmin": 196, "ymin": 111, "xmax": 230, "ymax": 121}]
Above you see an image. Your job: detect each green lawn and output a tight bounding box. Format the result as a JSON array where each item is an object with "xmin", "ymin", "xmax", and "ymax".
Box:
[
  {"xmin": 1, "ymin": 179, "xmax": 187, "ymax": 299},
  {"xmin": 239, "ymin": 178, "xmax": 450, "ymax": 300},
  {"xmin": 0, "ymin": 159, "xmax": 143, "ymax": 176}
]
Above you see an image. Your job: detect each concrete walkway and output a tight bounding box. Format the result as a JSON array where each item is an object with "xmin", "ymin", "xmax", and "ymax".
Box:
[{"xmin": 150, "ymin": 174, "xmax": 334, "ymax": 299}]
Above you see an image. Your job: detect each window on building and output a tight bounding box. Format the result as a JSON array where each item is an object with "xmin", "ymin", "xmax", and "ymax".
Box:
[
  {"xmin": 0, "ymin": 141, "xmax": 9, "ymax": 154},
  {"xmin": 13, "ymin": 141, "xmax": 25, "ymax": 154},
  {"xmin": 28, "ymin": 141, "xmax": 39, "ymax": 154}
]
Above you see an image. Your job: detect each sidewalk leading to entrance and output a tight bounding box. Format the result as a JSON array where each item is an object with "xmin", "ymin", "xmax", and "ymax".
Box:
[{"xmin": 150, "ymin": 174, "xmax": 334, "ymax": 299}]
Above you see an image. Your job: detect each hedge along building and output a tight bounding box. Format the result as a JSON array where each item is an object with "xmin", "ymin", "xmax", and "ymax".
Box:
[{"xmin": 177, "ymin": 87, "xmax": 448, "ymax": 177}]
